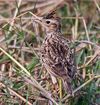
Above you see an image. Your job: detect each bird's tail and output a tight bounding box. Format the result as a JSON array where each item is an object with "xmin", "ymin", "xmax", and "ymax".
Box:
[{"xmin": 62, "ymin": 78, "xmax": 73, "ymax": 95}]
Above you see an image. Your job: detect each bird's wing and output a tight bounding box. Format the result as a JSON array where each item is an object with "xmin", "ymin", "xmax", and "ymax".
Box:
[{"xmin": 42, "ymin": 34, "xmax": 76, "ymax": 78}]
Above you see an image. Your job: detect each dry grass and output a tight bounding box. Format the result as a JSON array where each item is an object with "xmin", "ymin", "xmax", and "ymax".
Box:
[{"xmin": 0, "ymin": 0, "xmax": 100, "ymax": 105}]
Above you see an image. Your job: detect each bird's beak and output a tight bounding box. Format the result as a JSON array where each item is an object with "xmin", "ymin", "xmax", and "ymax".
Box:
[
  {"xmin": 33, "ymin": 17, "xmax": 47, "ymax": 28},
  {"xmin": 33, "ymin": 17, "xmax": 42, "ymax": 23}
]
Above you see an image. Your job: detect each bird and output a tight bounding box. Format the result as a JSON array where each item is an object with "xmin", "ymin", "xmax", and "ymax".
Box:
[{"xmin": 34, "ymin": 11, "xmax": 76, "ymax": 95}]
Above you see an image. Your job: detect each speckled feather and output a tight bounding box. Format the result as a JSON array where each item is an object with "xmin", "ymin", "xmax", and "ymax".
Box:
[
  {"xmin": 39, "ymin": 12, "xmax": 76, "ymax": 95},
  {"xmin": 40, "ymin": 31, "xmax": 76, "ymax": 94}
]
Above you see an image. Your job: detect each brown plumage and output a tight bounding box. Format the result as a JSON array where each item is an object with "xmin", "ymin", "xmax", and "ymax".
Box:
[{"xmin": 35, "ymin": 12, "xmax": 76, "ymax": 95}]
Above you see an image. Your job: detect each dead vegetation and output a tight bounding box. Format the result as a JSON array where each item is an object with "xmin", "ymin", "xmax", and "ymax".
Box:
[{"xmin": 0, "ymin": 0, "xmax": 100, "ymax": 105}]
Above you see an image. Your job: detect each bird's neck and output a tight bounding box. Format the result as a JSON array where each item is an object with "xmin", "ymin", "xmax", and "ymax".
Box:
[
  {"xmin": 45, "ymin": 29, "xmax": 61, "ymax": 35},
  {"xmin": 44, "ymin": 30, "xmax": 61, "ymax": 42}
]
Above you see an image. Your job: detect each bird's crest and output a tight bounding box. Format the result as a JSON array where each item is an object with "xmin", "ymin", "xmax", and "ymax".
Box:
[{"xmin": 44, "ymin": 11, "xmax": 60, "ymax": 21}]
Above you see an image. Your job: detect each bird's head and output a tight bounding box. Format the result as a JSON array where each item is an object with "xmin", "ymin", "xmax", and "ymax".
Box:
[
  {"xmin": 41, "ymin": 18, "xmax": 61, "ymax": 33},
  {"xmin": 34, "ymin": 12, "xmax": 61, "ymax": 33}
]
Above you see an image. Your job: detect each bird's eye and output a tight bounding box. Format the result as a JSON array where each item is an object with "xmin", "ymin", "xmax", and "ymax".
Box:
[{"xmin": 46, "ymin": 20, "xmax": 50, "ymax": 24}]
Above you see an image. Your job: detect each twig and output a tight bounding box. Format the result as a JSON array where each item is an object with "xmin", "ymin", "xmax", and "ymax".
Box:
[
  {"xmin": 8, "ymin": 45, "xmax": 38, "ymax": 54},
  {"xmin": 78, "ymin": 50, "xmax": 100, "ymax": 69},
  {"xmin": 62, "ymin": 74, "xmax": 100, "ymax": 102},
  {"xmin": 82, "ymin": 17, "xmax": 92, "ymax": 50},
  {"xmin": 93, "ymin": 0, "xmax": 100, "ymax": 12},
  {"xmin": 7, "ymin": 0, "xmax": 22, "ymax": 35},
  {"xmin": 75, "ymin": 40, "xmax": 100, "ymax": 49},
  {"xmin": 0, "ymin": 82, "xmax": 32, "ymax": 105},
  {"xmin": 75, "ymin": 40, "xmax": 100, "ymax": 69},
  {"xmin": 0, "ymin": 47, "xmax": 58, "ymax": 105}
]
